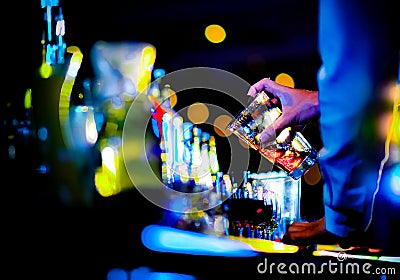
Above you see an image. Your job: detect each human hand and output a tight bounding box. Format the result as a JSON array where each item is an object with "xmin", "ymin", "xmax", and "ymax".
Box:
[
  {"xmin": 281, "ymin": 217, "xmax": 343, "ymax": 249},
  {"xmin": 282, "ymin": 217, "xmax": 328, "ymax": 245},
  {"xmin": 282, "ymin": 217, "xmax": 364, "ymax": 250},
  {"xmin": 247, "ymin": 78, "xmax": 320, "ymax": 142}
]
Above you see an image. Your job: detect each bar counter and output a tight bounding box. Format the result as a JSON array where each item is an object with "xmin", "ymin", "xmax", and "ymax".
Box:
[{"xmin": 6, "ymin": 187, "xmax": 399, "ymax": 280}]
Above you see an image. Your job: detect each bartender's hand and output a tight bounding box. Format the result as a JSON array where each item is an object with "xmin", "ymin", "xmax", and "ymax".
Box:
[
  {"xmin": 282, "ymin": 217, "xmax": 365, "ymax": 250},
  {"xmin": 247, "ymin": 78, "xmax": 320, "ymax": 142},
  {"xmin": 282, "ymin": 217, "xmax": 339, "ymax": 247}
]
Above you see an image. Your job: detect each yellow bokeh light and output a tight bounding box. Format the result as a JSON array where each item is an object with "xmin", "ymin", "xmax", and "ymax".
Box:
[
  {"xmin": 228, "ymin": 236, "xmax": 298, "ymax": 253},
  {"xmin": 303, "ymin": 163, "xmax": 322, "ymax": 185},
  {"xmin": 161, "ymin": 85, "xmax": 178, "ymax": 108},
  {"xmin": 213, "ymin": 114, "xmax": 233, "ymax": 137},
  {"xmin": 168, "ymin": 89, "xmax": 178, "ymax": 108},
  {"xmin": 394, "ymin": 110, "xmax": 399, "ymax": 144},
  {"xmin": 275, "ymin": 73, "xmax": 295, "ymax": 88},
  {"xmin": 392, "ymin": 84, "xmax": 399, "ymax": 145},
  {"xmin": 187, "ymin": 102, "xmax": 209, "ymax": 124},
  {"xmin": 205, "ymin": 24, "xmax": 226, "ymax": 44},
  {"xmin": 137, "ymin": 46, "xmax": 156, "ymax": 93},
  {"xmin": 39, "ymin": 62, "xmax": 53, "ymax": 79},
  {"xmin": 24, "ymin": 88, "xmax": 32, "ymax": 109}
]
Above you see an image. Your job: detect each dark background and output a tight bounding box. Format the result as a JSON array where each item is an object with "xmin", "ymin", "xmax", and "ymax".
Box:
[
  {"xmin": 4, "ymin": 1, "xmax": 326, "ymax": 279},
  {"xmin": 10, "ymin": 0, "xmax": 321, "ymax": 92}
]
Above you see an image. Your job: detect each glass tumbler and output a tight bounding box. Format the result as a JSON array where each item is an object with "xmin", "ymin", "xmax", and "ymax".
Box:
[{"xmin": 227, "ymin": 91, "xmax": 319, "ymax": 180}]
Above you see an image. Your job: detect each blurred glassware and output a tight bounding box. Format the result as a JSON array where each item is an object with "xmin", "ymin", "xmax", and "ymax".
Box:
[
  {"xmin": 227, "ymin": 170, "xmax": 301, "ymax": 241},
  {"xmin": 250, "ymin": 171, "xmax": 301, "ymax": 241},
  {"xmin": 90, "ymin": 41, "xmax": 157, "ymax": 197}
]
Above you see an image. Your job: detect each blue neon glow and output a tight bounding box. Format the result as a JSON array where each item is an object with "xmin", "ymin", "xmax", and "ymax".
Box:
[
  {"xmin": 153, "ymin": 68, "xmax": 166, "ymax": 79},
  {"xmin": 380, "ymin": 163, "xmax": 400, "ymax": 204},
  {"xmin": 152, "ymin": 118, "xmax": 160, "ymax": 138},
  {"xmin": 141, "ymin": 225, "xmax": 259, "ymax": 257},
  {"xmin": 107, "ymin": 268, "xmax": 128, "ymax": 280},
  {"xmin": 378, "ymin": 256, "xmax": 400, "ymax": 263},
  {"xmin": 38, "ymin": 126, "xmax": 48, "ymax": 141}
]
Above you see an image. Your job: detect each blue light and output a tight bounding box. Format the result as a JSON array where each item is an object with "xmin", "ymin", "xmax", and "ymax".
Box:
[
  {"xmin": 126, "ymin": 266, "xmax": 198, "ymax": 280},
  {"xmin": 142, "ymin": 272, "xmax": 197, "ymax": 279},
  {"xmin": 153, "ymin": 69, "xmax": 166, "ymax": 79},
  {"xmin": 107, "ymin": 268, "xmax": 128, "ymax": 280},
  {"xmin": 167, "ymin": 196, "xmax": 191, "ymax": 213},
  {"xmin": 152, "ymin": 118, "xmax": 160, "ymax": 138},
  {"xmin": 38, "ymin": 126, "xmax": 48, "ymax": 141},
  {"xmin": 141, "ymin": 224, "xmax": 259, "ymax": 257},
  {"xmin": 380, "ymin": 163, "xmax": 400, "ymax": 204},
  {"xmin": 37, "ymin": 164, "xmax": 49, "ymax": 174}
]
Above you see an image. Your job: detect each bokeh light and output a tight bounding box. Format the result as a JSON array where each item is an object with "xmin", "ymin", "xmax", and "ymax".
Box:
[
  {"xmin": 24, "ymin": 88, "xmax": 32, "ymax": 109},
  {"xmin": 153, "ymin": 68, "xmax": 166, "ymax": 79},
  {"xmin": 303, "ymin": 163, "xmax": 322, "ymax": 185},
  {"xmin": 187, "ymin": 102, "xmax": 209, "ymax": 124},
  {"xmin": 275, "ymin": 73, "xmax": 295, "ymax": 88},
  {"xmin": 167, "ymin": 88, "xmax": 178, "ymax": 108},
  {"xmin": 390, "ymin": 171, "xmax": 400, "ymax": 196},
  {"xmin": 205, "ymin": 24, "xmax": 226, "ymax": 44},
  {"xmin": 38, "ymin": 62, "xmax": 53, "ymax": 79},
  {"xmin": 379, "ymin": 163, "xmax": 400, "ymax": 205},
  {"xmin": 137, "ymin": 45, "xmax": 156, "ymax": 93},
  {"xmin": 213, "ymin": 114, "xmax": 233, "ymax": 137}
]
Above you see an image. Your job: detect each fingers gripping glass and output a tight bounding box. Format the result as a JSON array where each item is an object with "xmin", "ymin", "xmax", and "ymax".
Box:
[{"xmin": 227, "ymin": 91, "xmax": 318, "ymax": 180}]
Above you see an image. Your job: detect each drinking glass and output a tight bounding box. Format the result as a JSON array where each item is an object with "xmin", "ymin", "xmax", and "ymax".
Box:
[
  {"xmin": 258, "ymin": 171, "xmax": 301, "ymax": 241},
  {"xmin": 227, "ymin": 91, "xmax": 318, "ymax": 180}
]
